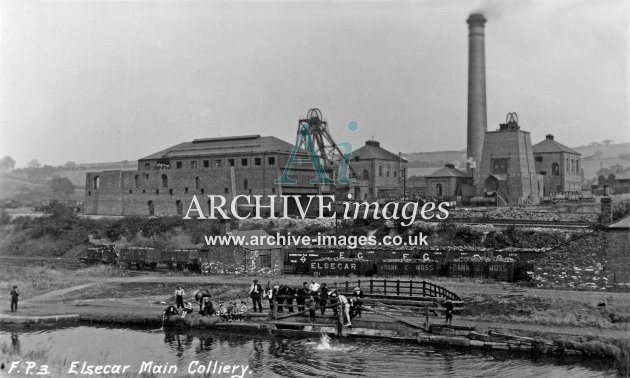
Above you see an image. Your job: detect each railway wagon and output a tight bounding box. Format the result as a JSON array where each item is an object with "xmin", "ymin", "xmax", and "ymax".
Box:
[
  {"xmin": 309, "ymin": 258, "xmax": 375, "ymax": 277},
  {"xmin": 376, "ymin": 259, "xmax": 440, "ymax": 278},
  {"xmin": 161, "ymin": 249, "xmax": 204, "ymax": 272},
  {"xmin": 118, "ymin": 247, "xmax": 160, "ymax": 270},
  {"xmin": 284, "ymin": 249, "xmax": 339, "ymax": 274}
]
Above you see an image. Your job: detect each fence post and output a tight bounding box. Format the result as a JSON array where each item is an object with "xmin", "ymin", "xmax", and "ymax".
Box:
[
  {"xmin": 422, "ymin": 281, "xmax": 426, "ymax": 297},
  {"xmin": 384, "ymin": 279, "xmax": 387, "ymax": 295},
  {"xmin": 370, "ymin": 279, "xmax": 373, "ymax": 294},
  {"xmin": 345, "ymin": 281, "xmax": 349, "ymax": 293},
  {"xmin": 396, "ymin": 280, "xmax": 400, "ymax": 296},
  {"xmin": 409, "ymin": 280, "xmax": 413, "ymax": 296},
  {"xmin": 425, "ymin": 306, "xmax": 430, "ymax": 330}
]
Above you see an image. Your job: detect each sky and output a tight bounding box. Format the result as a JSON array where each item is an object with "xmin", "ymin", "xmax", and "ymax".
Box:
[{"xmin": 0, "ymin": 0, "xmax": 628, "ymax": 168}]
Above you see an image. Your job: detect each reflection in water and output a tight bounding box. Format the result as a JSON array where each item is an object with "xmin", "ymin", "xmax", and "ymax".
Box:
[{"xmin": 0, "ymin": 325, "xmax": 617, "ymax": 378}]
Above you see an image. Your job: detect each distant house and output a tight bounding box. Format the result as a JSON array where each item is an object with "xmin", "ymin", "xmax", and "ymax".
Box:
[
  {"xmin": 350, "ymin": 140, "xmax": 407, "ymax": 201},
  {"xmin": 425, "ymin": 164, "xmax": 471, "ymax": 198},
  {"xmin": 610, "ymin": 170, "xmax": 630, "ymax": 194},
  {"xmin": 533, "ymin": 134, "xmax": 582, "ymax": 195}
]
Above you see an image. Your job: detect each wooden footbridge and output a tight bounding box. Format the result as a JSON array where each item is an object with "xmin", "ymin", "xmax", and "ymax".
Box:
[{"xmin": 267, "ymin": 279, "xmax": 465, "ymax": 335}]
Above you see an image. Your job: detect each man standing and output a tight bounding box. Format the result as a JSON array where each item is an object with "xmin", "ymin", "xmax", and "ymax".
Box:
[
  {"xmin": 296, "ymin": 282, "xmax": 308, "ymax": 312},
  {"xmin": 249, "ymin": 279, "xmax": 263, "ymax": 313},
  {"xmin": 319, "ymin": 283, "xmax": 329, "ymax": 315},
  {"xmin": 338, "ymin": 294, "xmax": 352, "ymax": 327},
  {"xmin": 444, "ymin": 299, "xmax": 454, "ymax": 325},
  {"xmin": 9, "ymin": 286, "xmax": 18, "ymax": 312},
  {"xmin": 174, "ymin": 286, "xmax": 185, "ymax": 310}
]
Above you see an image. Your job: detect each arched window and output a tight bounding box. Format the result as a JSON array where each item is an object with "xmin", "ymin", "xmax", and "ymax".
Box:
[
  {"xmin": 243, "ymin": 179, "xmax": 248, "ymax": 190},
  {"xmin": 148, "ymin": 200, "xmax": 154, "ymax": 216},
  {"xmin": 134, "ymin": 175, "xmax": 139, "ymax": 188},
  {"xmin": 386, "ymin": 165, "xmax": 390, "ymax": 177},
  {"xmin": 93, "ymin": 176, "xmax": 100, "ymax": 190},
  {"xmin": 363, "ymin": 169, "xmax": 369, "ymax": 180},
  {"xmin": 552, "ymin": 163, "xmax": 559, "ymax": 176},
  {"xmin": 161, "ymin": 174, "xmax": 168, "ymax": 188},
  {"xmin": 379, "ymin": 166, "xmax": 383, "ymax": 177},
  {"xmin": 576, "ymin": 159, "xmax": 580, "ymax": 173},
  {"xmin": 195, "ymin": 177, "xmax": 200, "ymax": 190},
  {"xmin": 566, "ymin": 158, "xmax": 569, "ymax": 172},
  {"xmin": 436, "ymin": 183, "xmax": 443, "ymax": 197}
]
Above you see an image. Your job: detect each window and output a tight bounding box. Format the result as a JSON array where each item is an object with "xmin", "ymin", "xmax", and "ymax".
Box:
[
  {"xmin": 363, "ymin": 170, "xmax": 369, "ymax": 180},
  {"xmin": 145, "ymin": 173, "xmax": 149, "ymax": 179},
  {"xmin": 156, "ymin": 189, "xmax": 159, "ymax": 195},
  {"xmin": 268, "ymin": 156, "xmax": 276, "ymax": 166},
  {"xmin": 552, "ymin": 163, "xmax": 560, "ymax": 176},
  {"xmin": 195, "ymin": 177, "xmax": 200, "ymax": 189},
  {"xmin": 228, "ymin": 159, "xmax": 235, "ymax": 167},
  {"xmin": 169, "ymin": 189, "xmax": 173, "ymax": 196},
  {"xmin": 491, "ymin": 158, "xmax": 509, "ymax": 174},
  {"xmin": 200, "ymin": 188, "xmax": 205, "ymax": 194},
  {"xmin": 144, "ymin": 163, "xmax": 150, "ymax": 169},
  {"xmin": 184, "ymin": 187, "xmax": 188, "ymax": 194},
  {"xmin": 243, "ymin": 179, "xmax": 248, "ymax": 190},
  {"xmin": 93, "ymin": 176, "xmax": 100, "ymax": 190},
  {"xmin": 241, "ymin": 158, "xmax": 248, "ymax": 167},
  {"xmin": 88, "ymin": 191, "xmax": 91, "ymax": 196},
  {"xmin": 576, "ymin": 160, "xmax": 580, "ymax": 173},
  {"xmin": 176, "ymin": 162, "xmax": 182, "ymax": 169},
  {"xmin": 129, "ymin": 190, "xmax": 133, "ymax": 194},
  {"xmin": 379, "ymin": 166, "xmax": 383, "ymax": 177},
  {"xmin": 224, "ymin": 188, "xmax": 229, "ymax": 194},
  {"xmin": 272, "ymin": 188, "xmax": 276, "ymax": 194},
  {"xmin": 161, "ymin": 174, "xmax": 168, "ymax": 188},
  {"xmin": 176, "ymin": 200, "xmax": 183, "ymax": 216},
  {"xmin": 214, "ymin": 159, "xmax": 222, "ymax": 167},
  {"xmin": 203, "ymin": 160, "xmax": 209, "ymax": 168},
  {"xmin": 148, "ymin": 201, "xmax": 154, "ymax": 215},
  {"xmin": 191, "ymin": 160, "xmax": 198, "ymax": 169},
  {"xmin": 535, "ymin": 156, "xmax": 543, "ymax": 162},
  {"xmin": 142, "ymin": 189, "xmax": 146, "ymax": 194},
  {"xmin": 134, "ymin": 175, "xmax": 139, "ymax": 188},
  {"xmin": 394, "ymin": 169, "xmax": 397, "ymax": 178},
  {"xmin": 540, "ymin": 171, "xmax": 547, "ymax": 176},
  {"xmin": 254, "ymin": 157, "xmax": 262, "ymax": 166},
  {"xmin": 566, "ymin": 158, "xmax": 569, "ymax": 172},
  {"xmin": 386, "ymin": 165, "xmax": 390, "ymax": 177},
  {"xmin": 436, "ymin": 183, "xmax": 443, "ymax": 197},
  {"xmin": 259, "ymin": 254, "xmax": 271, "ymax": 268}
]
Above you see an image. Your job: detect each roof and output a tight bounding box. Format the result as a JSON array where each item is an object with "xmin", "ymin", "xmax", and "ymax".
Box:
[
  {"xmin": 228, "ymin": 229, "xmax": 279, "ymax": 250},
  {"xmin": 532, "ymin": 137, "xmax": 580, "ymax": 155},
  {"xmin": 613, "ymin": 170, "xmax": 630, "ymax": 181},
  {"xmin": 352, "ymin": 140, "xmax": 407, "ymax": 162},
  {"xmin": 408, "ymin": 167, "xmax": 442, "ymax": 178},
  {"xmin": 426, "ymin": 165, "xmax": 468, "ymax": 178},
  {"xmin": 140, "ymin": 135, "xmax": 295, "ymax": 160},
  {"xmin": 608, "ymin": 215, "xmax": 630, "ymax": 230}
]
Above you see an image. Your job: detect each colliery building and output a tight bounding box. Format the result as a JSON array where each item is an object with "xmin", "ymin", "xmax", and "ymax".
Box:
[
  {"xmin": 84, "ymin": 135, "xmax": 407, "ymax": 216},
  {"xmin": 532, "ymin": 134, "xmax": 582, "ymax": 195}
]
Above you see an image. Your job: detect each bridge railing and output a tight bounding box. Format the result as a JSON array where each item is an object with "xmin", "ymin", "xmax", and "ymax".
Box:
[{"xmin": 335, "ymin": 279, "xmax": 460, "ymax": 301}]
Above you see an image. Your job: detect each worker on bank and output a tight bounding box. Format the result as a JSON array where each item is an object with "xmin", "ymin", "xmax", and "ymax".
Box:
[
  {"xmin": 163, "ymin": 304, "xmax": 179, "ymax": 319},
  {"xmin": 352, "ymin": 287, "xmax": 364, "ymax": 318},
  {"xmin": 319, "ymin": 283, "xmax": 329, "ymax": 315},
  {"xmin": 194, "ymin": 289, "xmax": 211, "ymax": 313},
  {"xmin": 9, "ymin": 285, "xmax": 19, "ymax": 312},
  {"xmin": 201, "ymin": 296, "xmax": 214, "ymax": 316},
  {"xmin": 181, "ymin": 302, "xmax": 194, "ymax": 318},
  {"xmin": 444, "ymin": 299, "xmax": 454, "ymax": 325},
  {"xmin": 174, "ymin": 286, "xmax": 185, "ymax": 310},
  {"xmin": 328, "ymin": 287, "xmax": 339, "ymax": 316},
  {"xmin": 296, "ymin": 282, "xmax": 309, "ymax": 313},
  {"xmin": 338, "ymin": 294, "xmax": 352, "ymax": 327},
  {"xmin": 285, "ymin": 285, "xmax": 296, "ymax": 313},
  {"xmin": 306, "ymin": 294, "xmax": 317, "ymax": 324},
  {"xmin": 249, "ymin": 279, "xmax": 264, "ymax": 313}
]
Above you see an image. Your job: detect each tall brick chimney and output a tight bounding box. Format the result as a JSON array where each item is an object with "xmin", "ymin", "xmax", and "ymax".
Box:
[{"xmin": 467, "ymin": 13, "xmax": 487, "ymax": 173}]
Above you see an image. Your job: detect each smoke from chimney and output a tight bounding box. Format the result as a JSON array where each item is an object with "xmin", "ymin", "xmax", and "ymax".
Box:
[{"xmin": 466, "ymin": 13, "xmax": 487, "ymax": 173}]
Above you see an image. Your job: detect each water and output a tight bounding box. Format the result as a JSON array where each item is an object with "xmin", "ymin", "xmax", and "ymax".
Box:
[{"xmin": 0, "ymin": 325, "xmax": 617, "ymax": 377}]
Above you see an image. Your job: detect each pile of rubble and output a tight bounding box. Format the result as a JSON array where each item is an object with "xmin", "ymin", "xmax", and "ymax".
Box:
[
  {"xmin": 532, "ymin": 233, "xmax": 614, "ymax": 290},
  {"xmin": 452, "ymin": 208, "xmax": 560, "ymax": 222}
]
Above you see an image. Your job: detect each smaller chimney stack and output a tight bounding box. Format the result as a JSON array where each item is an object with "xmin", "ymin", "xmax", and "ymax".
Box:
[{"xmin": 546, "ymin": 134, "xmax": 554, "ymax": 140}]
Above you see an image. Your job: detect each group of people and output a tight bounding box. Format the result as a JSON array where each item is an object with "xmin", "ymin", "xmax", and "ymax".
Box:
[
  {"xmin": 249, "ymin": 279, "xmax": 364, "ymax": 326},
  {"xmin": 163, "ymin": 286, "xmax": 251, "ymax": 322}
]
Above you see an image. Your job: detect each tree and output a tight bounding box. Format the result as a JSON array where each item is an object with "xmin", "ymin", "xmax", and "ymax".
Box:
[
  {"xmin": 0, "ymin": 156, "xmax": 15, "ymax": 171},
  {"xmin": 602, "ymin": 139, "xmax": 613, "ymax": 147},
  {"xmin": 50, "ymin": 177, "xmax": 75, "ymax": 198},
  {"xmin": 28, "ymin": 159, "xmax": 41, "ymax": 169}
]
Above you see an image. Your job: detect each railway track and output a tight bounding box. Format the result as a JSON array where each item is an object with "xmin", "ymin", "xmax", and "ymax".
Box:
[{"xmin": 433, "ymin": 218, "xmax": 594, "ymax": 229}]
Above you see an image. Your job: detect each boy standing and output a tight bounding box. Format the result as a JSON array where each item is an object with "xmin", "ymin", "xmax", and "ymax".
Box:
[{"xmin": 9, "ymin": 286, "xmax": 18, "ymax": 312}]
